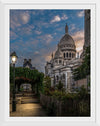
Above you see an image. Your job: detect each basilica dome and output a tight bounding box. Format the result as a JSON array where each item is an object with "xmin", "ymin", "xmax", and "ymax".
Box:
[
  {"xmin": 59, "ymin": 24, "xmax": 76, "ymax": 51},
  {"xmin": 59, "ymin": 34, "xmax": 75, "ymax": 46},
  {"xmin": 56, "ymin": 24, "xmax": 76, "ymax": 60}
]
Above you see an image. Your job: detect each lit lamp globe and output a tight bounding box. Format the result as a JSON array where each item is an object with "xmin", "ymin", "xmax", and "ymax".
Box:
[{"xmin": 10, "ymin": 52, "xmax": 18, "ymax": 64}]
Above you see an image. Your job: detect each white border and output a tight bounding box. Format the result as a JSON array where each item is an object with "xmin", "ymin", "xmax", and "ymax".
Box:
[
  {"xmin": 0, "ymin": 0, "xmax": 98, "ymax": 126},
  {"xmin": 6, "ymin": 3, "xmax": 96, "ymax": 122}
]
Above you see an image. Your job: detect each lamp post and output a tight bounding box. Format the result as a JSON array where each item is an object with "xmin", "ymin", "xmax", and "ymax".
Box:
[{"xmin": 10, "ymin": 51, "xmax": 18, "ymax": 112}]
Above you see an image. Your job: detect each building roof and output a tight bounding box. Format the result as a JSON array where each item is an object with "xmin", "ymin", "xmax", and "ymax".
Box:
[
  {"xmin": 59, "ymin": 25, "xmax": 76, "ymax": 51},
  {"xmin": 23, "ymin": 59, "xmax": 35, "ymax": 70},
  {"xmin": 54, "ymin": 47, "xmax": 63, "ymax": 59},
  {"xmin": 59, "ymin": 34, "xmax": 75, "ymax": 46}
]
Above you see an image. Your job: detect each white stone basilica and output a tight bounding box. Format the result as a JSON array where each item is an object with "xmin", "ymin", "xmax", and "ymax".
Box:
[{"xmin": 45, "ymin": 24, "xmax": 82, "ymax": 92}]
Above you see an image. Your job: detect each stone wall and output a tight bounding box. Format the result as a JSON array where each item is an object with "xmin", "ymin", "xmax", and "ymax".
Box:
[{"xmin": 74, "ymin": 78, "xmax": 87, "ymax": 89}]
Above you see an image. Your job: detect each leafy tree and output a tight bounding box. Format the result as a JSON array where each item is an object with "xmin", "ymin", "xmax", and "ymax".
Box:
[
  {"xmin": 42, "ymin": 76, "xmax": 51, "ymax": 95},
  {"xmin": 10, "ymin": 66, "xmax": 44, "ymax": 94},
  {"xmin": 78, "ymin": 85, "xmax": 88, "ymax": 99},
  {"xmin": 73, "ymin": 46, "xmax": 90, "ymax": 80},
  {"xmin": 43, "ymin": 76, "xmax": 51, "ymax": 89}
]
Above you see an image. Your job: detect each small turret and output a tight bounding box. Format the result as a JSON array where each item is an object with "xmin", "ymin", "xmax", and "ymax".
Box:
[{"xmin": 65, "ymin": 23, "xmax": 68, "ymax": 34}]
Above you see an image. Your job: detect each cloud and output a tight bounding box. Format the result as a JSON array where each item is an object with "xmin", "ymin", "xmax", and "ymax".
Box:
[
  {"xmin": 10, "ymin": 11, "xmax": 30, "ymax": 30},
  {"xmin": 35, "ymin": 30, "xmax": 41, "ymax": 35},
  {"xmin": 72, "ymin": 30, "xmax": 84, "ymax": 52},
  {"xmin": 29, "ymin": 47, "xmax": 56, "ymax": 72},
  {"xmin": 50, "ymin": 14, "xmax": 68, "ymax": 23},
  {"xmin": 10, "ymin": 31, "xmax": 18, "ymax": 40},
  {"xmin": 70, "ymin": 24, "xmax": 76, "ymax": 32},
  {"xmin": 61, "ymin": 14, "xmax": 68, "ymax": 20},
  {"xmin": 10, "ymin": 35, "xmax": 55, "ymax": 72},
  {"xmin": 46, "ymin": 34, "xmax": 53, "ymax": 44},
  {"xmin": 77, "ymin": 10, "xmax": 84, "ymax": 17},
  {"xmin": 45, "ymin": 55, "xmax": 51, "ymax": 62},
  {"xmin": 34, "ymin": 51, "xmax": 39, "ymax": 54},
  {"xmin": 20, "ymin": 12, "xmax": 30, "ymax": 24},
  {"xmin": 10, "ymin": 17, "xmax": 21, "ymax": 30},
  {"xmin": 51, "ymin": 15, "xmax": 61, "ymax": 23},
  {"xmin": 38, "ymin": 34, "xmax": 53, "ymax": 44},
  {"xmin": 72, "ymin": 30, "xmax": 84, "ymax": 41},
  {"xmin": 17, "ymin": 27, "xmax": 32, "ymax": 36},
  {"xmin": 14, "ymin": 24, "xmax": 35, "ymax": 37},
  {"xmin": 27, "ymin": 24, "xmax": 35, "ymax": 29},
  {"xmin": 32, "ymin": 10, "xmax": 45, "ymax": 16},
  {"xmin": 10, "ymin": 10, "xmax": 84, "ymax": 72}
]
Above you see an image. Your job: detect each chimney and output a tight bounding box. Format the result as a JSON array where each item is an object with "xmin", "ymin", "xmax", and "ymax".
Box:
[
  {"xmin": 24, "ymin": 59, "xmax": 27, "ymax": 64},
  {"xmin": 29, "ymin": 59, "xmax": 31, "ymax": 63}
]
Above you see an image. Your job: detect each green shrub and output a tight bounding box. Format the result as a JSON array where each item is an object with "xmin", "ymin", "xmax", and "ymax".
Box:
[
  {"xmin": 73, "ymin": 46, "xmax": 90, "ymax": 80},
  {"xmin": 78, "ymin": 85, "xmax": 88, "ymax": 99},
  {"xmin": 56, "ymin": 81, "xmax": 64, "ymax": 90},
  {"xmin": 20, "ymin": 87, "xmax": 24, "ymax": 92},
  {"xmin": 44, "ymin": 88, "xmax": 52, "ymax": 96}
]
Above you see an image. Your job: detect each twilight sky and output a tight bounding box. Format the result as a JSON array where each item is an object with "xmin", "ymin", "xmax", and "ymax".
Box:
[{"xmin": 10, "ymin": 9, "xmax": 84, "ymax": 72}]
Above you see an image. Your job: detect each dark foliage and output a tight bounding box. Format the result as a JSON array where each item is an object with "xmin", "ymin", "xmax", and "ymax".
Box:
[
  {"xmin": 73, "ymin": 46, "xmax": 90, "ymax": 80},
  {"xmin": 10, "ymin": 67, "xmax": 44, "ymax": 94}
]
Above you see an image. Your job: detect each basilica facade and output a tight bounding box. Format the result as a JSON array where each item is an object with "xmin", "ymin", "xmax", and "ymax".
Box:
[
  {"xmin": 45, "ymin": 24, "xmax": 82, "ymax": 92},
  {"xmin": 45, "ymin": 10, "xmax": 90, "ymax": 92}
]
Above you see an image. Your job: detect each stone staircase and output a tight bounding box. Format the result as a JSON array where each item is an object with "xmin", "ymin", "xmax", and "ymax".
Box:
[
  {"xmin": 10, "ymin": 93, "xmax": 39, "ymax": 104},
  {"xmin": 21, "ymin": 97, "xmax": 39, "ymax": 104}
]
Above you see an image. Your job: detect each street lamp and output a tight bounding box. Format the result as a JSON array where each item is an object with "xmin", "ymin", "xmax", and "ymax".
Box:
[{"xmin": 10, "ymin": 51, "xmax": 18, "ymax": 112}]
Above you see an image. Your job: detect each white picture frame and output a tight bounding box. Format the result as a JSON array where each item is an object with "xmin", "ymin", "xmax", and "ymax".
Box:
[{"xmin": 0, "ymin": 0, "xmax": 99, "ymax": 126}]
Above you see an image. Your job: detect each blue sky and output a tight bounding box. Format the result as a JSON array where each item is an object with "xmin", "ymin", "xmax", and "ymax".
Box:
[{"xmin": 10, "ymin": 9, "xmax": 84, "ymax": 72}]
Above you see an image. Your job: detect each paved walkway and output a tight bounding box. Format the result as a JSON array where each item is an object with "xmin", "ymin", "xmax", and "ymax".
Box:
[{"xmin": 10, "ymin": 95, "xmax": 47, "ymax": 117}]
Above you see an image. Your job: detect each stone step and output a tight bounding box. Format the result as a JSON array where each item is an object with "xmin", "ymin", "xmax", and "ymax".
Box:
[
  {"xmin": 16, "ymin": 95, "xmax": 36, "ymax": 97},
  {"xmin": 21, "ymin": 100, "xmax": 39, "ymax": 104},
  {"xmin": 21, "ymin": 97, "xmax": 40, "ymax": 104},
  {"xmin": 10, "ymin": 97, "xmax": 39, "ymax": 104}
]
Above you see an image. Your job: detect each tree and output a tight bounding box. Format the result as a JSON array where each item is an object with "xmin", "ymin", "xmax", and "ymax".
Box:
[
  {"xmin": 42, "ymin": 76, "xmax": 51, "ymax": 95},
  {"xmin": 73, "ymin": 46, "xmax": 90, "ymax": 80},
  {"xmin": 10, "ymin": 66, "xmax": 44, "ymax": 94}
]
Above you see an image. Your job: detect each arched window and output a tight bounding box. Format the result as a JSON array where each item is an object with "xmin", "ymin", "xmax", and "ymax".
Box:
[
  {"xmin": 69, "ymin": 53, "xmax": 71, "ymax": 57},
  {"xmin": 56, "ymin": 76, "xmax": 59, "ymax": 81},
  {"xmin": 63, "ymin": 74, "xmax": 65, "ymax": 79},
  {"xmin": 59, "ymin": 60, "xmax": 62, "ymax": 63},
  {"xmin": 63, "ymin": 53, "xmax": 65, "ymax": 58},
  {"xmin": 72, "ymin": 53, "xmax": 73, "ymax": 58},
  {"xmin": 55, "ymin": 60, "xmax": 58, "ymax": 63},
  {"xmin": 73, "ymin": 53, "xmax": 75, "ymax": 58},
  {"xmin": 66, "ymin": 52, "xmax": 68, "ymax": 57}
]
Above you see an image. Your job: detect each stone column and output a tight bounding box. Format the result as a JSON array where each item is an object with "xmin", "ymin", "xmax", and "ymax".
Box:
[
  {"xmin": 66, "ymin": 71, "xmax": 72, "ymax": 93},
  {"xmin": 65, "ymin": 72, "xmax": 67, "ymax": 91},
  {"xmin": 51, "ymin": 77, "xmax": 54, "ymax": 87}
]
